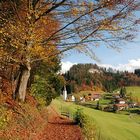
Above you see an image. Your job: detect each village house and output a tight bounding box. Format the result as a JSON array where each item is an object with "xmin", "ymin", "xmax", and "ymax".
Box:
[
  {"xmin": 115, "ymin": 98, "xmax": 126, "ymax": 104},
  {"xmin": 113, "ymin": 94, "xmax": 120, "ymax": 99},
  {"xmin": 65, "ymin": 95, "xmax": 76, "ymax": 102},
  {"xmin": 80, "ymin": 96, "xmax": 86, "ymax": 102},
  {"xmin": 71, "ymin": 95, "xmax": 75, "ymax": 102},
  {"xmin": 114, "ymin": 104, "xmax": 128, "ymax": 111},
  {"xmin": 113, "ymin": 97, "xmax": 129, "ymax": 111},
  {"xmin": 128, "ymin": 102, "xmax": 138, "ymax": 108},
  {"xmin": 87, "ymin": 93, "xmax": 93, "ymax": 101},
  {"xmin": 93, "ymin": 94, "xmax": 101, "ymax": 101},
  {"xmin": 86, "ymin": 93, "xmax": 101, "ymax": 101}
]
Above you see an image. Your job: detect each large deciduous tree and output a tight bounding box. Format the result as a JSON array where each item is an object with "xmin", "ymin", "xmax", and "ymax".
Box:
[{"xmin": 0, "ymin": 0, "xmax": 140, "ymax": 101}]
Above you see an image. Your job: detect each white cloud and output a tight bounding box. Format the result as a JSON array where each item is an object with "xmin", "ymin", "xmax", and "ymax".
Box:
[
  {"xmin": 61, "ymin": 61, "xmax": 77, "ymax": 73},
  {"xmin": 98, "ymin": 58, "xmax": 140, "ymax": 72},
  {"xmin": 61, "ymin": 59, "xmax": 140, "ymax": 74}
]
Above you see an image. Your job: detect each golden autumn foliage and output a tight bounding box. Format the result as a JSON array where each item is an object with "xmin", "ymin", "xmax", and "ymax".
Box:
[
  {"xmin": 0, "ymin": 2, "xmax": 59, "ymax": 63},
  {"xmin": 0, "ymin": 0, "xmax": 62, "ymax": 101},
  {"xmin": 1, "ymin": 0, "xmax": 139, "ymax": 64},
  {"xmin": 0, "ymin": 0, "xmax": 140, "ymax": 102}
]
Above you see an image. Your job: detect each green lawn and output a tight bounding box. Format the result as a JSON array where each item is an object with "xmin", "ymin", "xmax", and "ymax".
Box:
[
  {"xmin": 126, "ymin": 86, "xmax": 140, "ymax": 98},
  {"xmin": 52, "ymin": 98, "xmax": 140, "ymax": 140},
  {"xmin": 73, "ymin": 90, "xmax": 104, "ymax": 99}
]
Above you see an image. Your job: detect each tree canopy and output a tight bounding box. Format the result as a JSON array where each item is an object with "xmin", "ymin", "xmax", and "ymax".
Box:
[
  {"xmin": 1, "ymin": 0, "xmax": 140, "ymax": 62},
  {"xmin": 0, "ymin": 0, "xmax": 140, "ymax": 102}
]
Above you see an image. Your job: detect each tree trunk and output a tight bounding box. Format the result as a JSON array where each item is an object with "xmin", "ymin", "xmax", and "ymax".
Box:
[{"xmin": 14, "ymin": 63, "xmax": 31, "ymax": 102}]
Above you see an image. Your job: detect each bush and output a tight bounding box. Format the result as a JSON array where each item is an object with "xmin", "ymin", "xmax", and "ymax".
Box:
[
  {"xmin": 74, "ymin": 108, "xmax": 96, "ymax": 140},
  {"xmin": 31, "ymin": 75, "xmax": 56, "ymax": 106},
  {"xmin": 74, "ymin": 108, "xmax": 85, "ymax": 127}
]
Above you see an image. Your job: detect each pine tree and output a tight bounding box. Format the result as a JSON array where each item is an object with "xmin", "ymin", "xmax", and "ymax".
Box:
[{"xmin": 120, "ymin": 87, "xmax": 126, "ymax": 98}]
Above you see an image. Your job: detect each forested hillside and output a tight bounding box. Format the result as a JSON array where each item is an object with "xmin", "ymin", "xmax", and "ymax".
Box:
[{"xmin": 64, "ymin": 64, "xmax": 140, "ymax": 93}]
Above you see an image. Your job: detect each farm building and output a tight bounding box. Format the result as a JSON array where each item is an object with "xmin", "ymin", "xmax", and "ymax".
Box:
[
  {"xmin": 86, "ymin": 93, "xmax": 101, "ymax": 101},
  {"xmin": 115, "ymin": 98, "xmax": 126, "ymax": 104},
  {"xmin": 114, "ymin": 104, "xmax": 128, "ymax": 111}
]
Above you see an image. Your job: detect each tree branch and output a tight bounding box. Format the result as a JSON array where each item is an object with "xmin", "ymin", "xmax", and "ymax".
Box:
[{"xmin": 35, "ymin": 0, "xmax": 66, "ymax": 22}]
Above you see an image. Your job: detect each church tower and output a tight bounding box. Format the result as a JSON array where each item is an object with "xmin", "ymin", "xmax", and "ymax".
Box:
[{"xmin": 63, "ymin": 86, "xmax": 67, "ymax": 101}]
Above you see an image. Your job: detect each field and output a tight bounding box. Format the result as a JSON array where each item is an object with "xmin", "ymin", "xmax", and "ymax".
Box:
[
  {"xmin": 52, "ymin": 98, "xmax": 140, "ymax": 140},
  {"xmin": 126, "ymin": 86, "xmax": 140, "ymax": 98},
  {"xmin": 73, "ymin": 90, "xmax": 104, "ymax": 99}
]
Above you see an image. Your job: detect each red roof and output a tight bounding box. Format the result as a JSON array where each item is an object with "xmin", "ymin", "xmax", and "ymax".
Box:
[
  {"xmin": 116, "ymin": 98, "xmax": 125, "ymax": 101},
  {"xmin": 114, "ymin": 104, "xmax": 128, "ymax": 107}
]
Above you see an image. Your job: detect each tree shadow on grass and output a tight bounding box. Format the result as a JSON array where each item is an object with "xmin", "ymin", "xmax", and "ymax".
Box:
[{"xmin": 78, "ymin": 103, "xmax": 96, "ymax": 109}]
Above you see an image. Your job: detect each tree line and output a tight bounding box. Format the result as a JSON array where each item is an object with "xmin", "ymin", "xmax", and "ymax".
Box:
[{"xmin": 64, "ymin": 64, "xmax": 140, "ymax": 93}]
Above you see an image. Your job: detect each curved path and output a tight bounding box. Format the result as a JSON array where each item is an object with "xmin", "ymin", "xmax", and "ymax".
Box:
[{"xmin": 36, "ymin": 106, "xmax": 84, "ymax": 140}]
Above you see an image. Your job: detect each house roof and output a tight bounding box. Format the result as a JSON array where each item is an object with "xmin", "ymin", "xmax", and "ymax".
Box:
[
  {"xmin": 114, "ymin": 104, "xmax": 128, "ymax": 107},
  {"xmin": 116, "ymin": 98, "xmax": 125, "ymax": 101}
]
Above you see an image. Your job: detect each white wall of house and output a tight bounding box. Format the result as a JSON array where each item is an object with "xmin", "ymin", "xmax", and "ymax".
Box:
[
  {"xmin": 95, "ymin": 98, "xmax": 99, "ymax": 101},
  {"xmin": 119, "ymin": 101, "xmax": 125, "ymax": 104},
  {"xmin": 71, "ymin": 95, "xmax": 75, "ymax": 102}
]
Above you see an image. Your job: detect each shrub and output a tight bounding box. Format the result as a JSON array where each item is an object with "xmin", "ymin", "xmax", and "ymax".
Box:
[
  {"xmin": 31, "ymin": 75, "xmax": 57, "ymax": 106},
  {"xmin": 74, "ymin": 108, "xmax": 85, "ymax": 127},
  {"xmin": 74, "ymin": 108, "xmax": 96, "ymax": 140}
]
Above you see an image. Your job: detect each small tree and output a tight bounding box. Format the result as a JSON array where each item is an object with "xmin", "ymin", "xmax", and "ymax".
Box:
[
  {"xmin": 30, "ymin": 59, "xmax": 65, "ymax": 106},
  {"xmin": 120, "ymin": 87, "xmax": 126, "ymax": 98},
  {"xmin": 96, "ymin": 100, "xmax": 100, "ymax": 110}
]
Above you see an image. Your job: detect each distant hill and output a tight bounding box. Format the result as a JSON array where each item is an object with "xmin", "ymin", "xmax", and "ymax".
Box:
[{"xmin": 64, "ymin": 64, "xmax": 140, "ymax": 93}]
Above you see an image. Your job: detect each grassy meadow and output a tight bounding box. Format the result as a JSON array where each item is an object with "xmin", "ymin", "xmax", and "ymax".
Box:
[
  {"xmin": 73, "ymin": 90, "xmax": 104, "ymax": 99},
  {"xmin": 52, "ymin": 98, "xmax": 140, "ymax": 140},
  {"xmin": 126, "ymin": 86, "xmax": 140, "ymax": 98}
]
